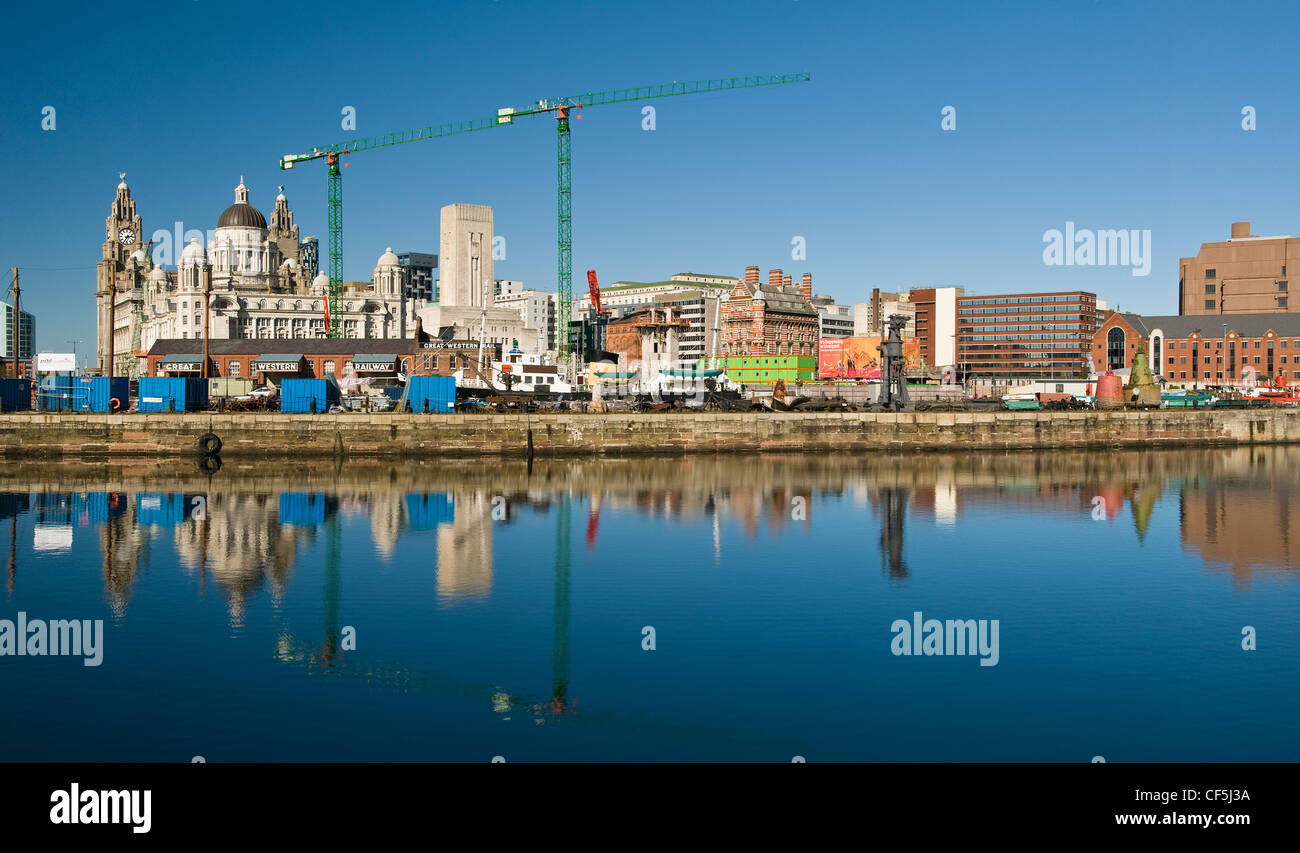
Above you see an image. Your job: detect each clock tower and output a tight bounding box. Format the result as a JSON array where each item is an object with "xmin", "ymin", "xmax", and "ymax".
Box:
[{"xmin": 96, "ymin": 175, "xmax": 145, "ymax": 374}]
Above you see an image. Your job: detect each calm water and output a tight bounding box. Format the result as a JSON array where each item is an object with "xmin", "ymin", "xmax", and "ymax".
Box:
[{"xmin": 0, "ymin": 448, "xmax": 1296, "ymax": 762}]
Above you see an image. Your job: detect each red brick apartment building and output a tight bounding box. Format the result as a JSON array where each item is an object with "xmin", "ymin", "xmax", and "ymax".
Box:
[
  {"xmin": 1093, "ymin": 312, "xmax": 1300, "ymax": 384},
  {"xmin": 719, "ymin": 266, "xmax": 819, "ymax": 357}
]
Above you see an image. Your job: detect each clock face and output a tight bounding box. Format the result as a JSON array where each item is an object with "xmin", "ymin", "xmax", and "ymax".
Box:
[{"xmin": 118, "ymin": 228, "xmax": 136, "ymax": 245}]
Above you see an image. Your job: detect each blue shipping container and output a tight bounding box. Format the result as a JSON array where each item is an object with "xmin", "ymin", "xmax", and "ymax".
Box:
[
  {"xmin": 138, "ymin": 377, "xmax": 209, "ymax": 412},
  {"xmin": 406, "ymin": 376, "xmax": 456, "ymax": 413},
  {"xmin": 76, "ymin": 377, "xmax": 130, "ymax": 412},
  {"xmin": 37, "ymin": 375, "xmax": 75, "ymax": 411},
  {"xmin": 280, "ymin": 378, "xmax": 339, "ymax": 414},
  {"xmin": 136, "ymin": 493, "xmax": 187, "ymax": 526},
  {"xmin": 0, "ymin": 378, "xmax": 31, "ymax": 411},
  {"xmin": 73, "ymin": 492, "xmax": 127, "ymax": 525},
  {"xmin": 404, "ymin": 493, "xmax": 454, "ymax": 530},
  {"xmin": 279, "ymin": 492, "xmax": 338, "ymax": 526}
]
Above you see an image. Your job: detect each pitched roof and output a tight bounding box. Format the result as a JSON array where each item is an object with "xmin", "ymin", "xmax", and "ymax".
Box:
[
  {"xmin": 754, "ymin": 283, "xmax": 817, "ymax": 316},
  {"xmin": 146, "ymin": 338, "xmax": 420, "ymax": 356},
  {"xmin": 1119, "ymin": 313, "xmax": 1300, "ymax": 338}
]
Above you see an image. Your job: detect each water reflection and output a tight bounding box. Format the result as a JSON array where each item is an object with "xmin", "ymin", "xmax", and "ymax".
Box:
[
  {"xmin": 0, "ymin": 447, "xmax": 1295, "ymax": 618},
  {"xmin": 1, "ymin": 447, "xmax": 1297, "ymax": 760}
]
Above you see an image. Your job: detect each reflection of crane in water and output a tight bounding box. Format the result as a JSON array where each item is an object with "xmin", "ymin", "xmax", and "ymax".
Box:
[
  {"xmin": 321, "ymin": 510, "xmax": 343, "ymax": 665},
  {"xmin": 6, "ymin": 513, "xmax": 16, "ymax": 600},
  {"xmin": 551, "ymin": 493, "xmax": 572, "ymax": 714},
  {"xmin": 267, "ymin": 490, "xmax": 804, "ymax": 755}
]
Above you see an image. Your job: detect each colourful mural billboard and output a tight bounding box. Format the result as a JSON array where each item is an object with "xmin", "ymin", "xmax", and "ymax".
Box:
[{"xmin": 818, "ymin": 336, "xmax": 921, "ymax": 380}]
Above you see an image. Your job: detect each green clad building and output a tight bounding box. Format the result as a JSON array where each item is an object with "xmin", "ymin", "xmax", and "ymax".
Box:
[{"xmin": 713, "ymin": 355, "xmax": 817, "ymax": 384}]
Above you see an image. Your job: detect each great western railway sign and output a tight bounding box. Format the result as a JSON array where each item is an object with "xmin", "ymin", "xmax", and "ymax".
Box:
[{"xmin": 419, "ymin": 341, "xmax": 478, "ymax": 350}]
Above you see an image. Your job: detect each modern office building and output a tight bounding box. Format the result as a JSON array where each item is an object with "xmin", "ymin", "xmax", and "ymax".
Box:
[
  {"xmin": 494, "ymin": 279, "xmax": 525, "ymax": 298},
  {"xmin": 398, "ymin": 252, "xmax": 438, "ymax": 302},
  {"xmin": 908, "ymin": 287, "xmax": 962, "ymax": 370},
  {"xmin": 812, "ymin": 295, "xmax": 854, "ymax": 339},
  {"xmin": 0, "ymin": 300, "xmax": 35, "ymax": 373},
  {"xmin": 300, "ymin": 236, "xmax": 319, "ymax": 281},
  {"xmin": 1179, "ymin": 221, "xmax": 1298, "ymax": 316},
  {"xmin": 951, "ymin": 290, "xmax": 1097, "ymax": 379},
  {"xmin": 494, "ymin": 286, "xmax": 556, "ymax": 353}
]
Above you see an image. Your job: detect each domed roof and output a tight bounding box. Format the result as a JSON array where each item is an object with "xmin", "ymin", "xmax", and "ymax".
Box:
[
  {"xmin": 312, "ymin": 272, "xmax": 330, "ymax": 289},
  {"xmin": 149, "ymin": 266, "xmax": 167, "ymax": 281},
  {"xmin": 217, "ymin": 202, "xmax": 267, "ymax": 229},
  {"xmin": 217, "ymin": 177, "xmax": 267, "ymax": 229},
  {"xmin": 377, "ymin": 247, "xmax": 400, "ymax": 267},
  {"xmin": 130, "ymin": 249, "xmax": 145, "ymax": 263},
  {"xmin": 181, "ymin": 237, "xmax": 206, "ymax": 263}
]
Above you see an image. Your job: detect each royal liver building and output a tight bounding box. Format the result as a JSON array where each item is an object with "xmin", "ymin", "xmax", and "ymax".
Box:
[{"xmin": 95, "ymin": 177, "xmax": 417, "ymax": 375}]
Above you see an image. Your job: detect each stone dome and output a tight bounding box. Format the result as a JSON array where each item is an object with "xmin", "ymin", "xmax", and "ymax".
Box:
[
  {"xmin": 181, "ymin": 237, "xmax": 206, "ymax": 263},
  {"xmin": 377, "ymin": 247, "xmax": 400, "ymax": 267}
]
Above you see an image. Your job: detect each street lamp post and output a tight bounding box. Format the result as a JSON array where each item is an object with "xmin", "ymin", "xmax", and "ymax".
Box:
[{"xmin": 1223, "ymin": 323, "xmax": 1228, "ymax": 388}]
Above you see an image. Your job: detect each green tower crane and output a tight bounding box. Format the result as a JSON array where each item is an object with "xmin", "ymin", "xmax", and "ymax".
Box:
[{"xmin": 278, "ymin": 73, "xmax": 811, "ymax": 345}]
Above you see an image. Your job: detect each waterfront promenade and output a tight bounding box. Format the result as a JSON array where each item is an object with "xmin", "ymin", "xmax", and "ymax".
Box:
[{"xmin": 2, "ymin": 409, "xmax": 1299, "ymax": 458}]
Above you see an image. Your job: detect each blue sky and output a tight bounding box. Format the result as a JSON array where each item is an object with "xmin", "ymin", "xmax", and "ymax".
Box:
[{"xmin": 4, "ymin": 0, "xmax": 1300, "ymax": 356}]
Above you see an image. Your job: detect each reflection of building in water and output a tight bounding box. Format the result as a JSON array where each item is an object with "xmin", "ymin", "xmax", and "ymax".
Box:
[
  {"xmin": 172, "ymin": 493, "xmax": 314, "ymax": 625},
  {"xmin": 367, "ymin": 492, "xmax": 405, "ymax": 559},
  {"xmin": 436, "ymin": 491, "xmax": 492, "ymax": 599},
  {"xmin": 1180, "ymin": 480, "xmax": 1300, "ymax": 586}
]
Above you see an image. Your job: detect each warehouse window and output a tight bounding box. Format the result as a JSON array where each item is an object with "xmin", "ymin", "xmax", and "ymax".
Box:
[
  {"xmin": 230, "ymin": 361, "xmax": 241, "ymax": 378},
  {"xmin": 324, "ymin": 360, "xmax": 335, "ymax": 375}
]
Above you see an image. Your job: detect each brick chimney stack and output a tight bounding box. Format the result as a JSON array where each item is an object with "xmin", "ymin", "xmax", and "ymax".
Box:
[
  {"xmin": 801, "ymin": 273, "xmax": 812, "ymax": 303},
  {"xmin": 782, "ymin": 274, "xmax": 792, "ymax": 288},
  {"xmin": 745, "ymin": 265, "xmax": 760, "ymax": 285},
  {"xmin": 769, "ymin": 269, "xmax": 783, "ymax": 287}
]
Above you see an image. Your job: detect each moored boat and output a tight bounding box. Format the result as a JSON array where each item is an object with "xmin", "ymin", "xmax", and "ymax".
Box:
[{"xmin": 1001, "ymin": 393, "xmax": 1042, "ymax": 411}]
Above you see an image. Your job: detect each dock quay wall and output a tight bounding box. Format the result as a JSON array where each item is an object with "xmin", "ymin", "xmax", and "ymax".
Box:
[{"xmin": 2, "ymin": 410, "xmax": 1299, "ymax": 459}]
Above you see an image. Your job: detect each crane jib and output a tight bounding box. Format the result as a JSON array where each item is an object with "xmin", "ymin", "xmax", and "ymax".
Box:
[{"xmin": 277, "ymin": 72, "xmax": 810, "ymax": 339}]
